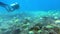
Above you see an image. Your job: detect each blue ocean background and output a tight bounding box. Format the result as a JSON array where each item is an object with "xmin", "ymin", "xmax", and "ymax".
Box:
[
  {"xmin": 0, "ymin": 0, "xmax": 60, "ymax": 34},
  {"xmin": 0, "ymin": 0, "xmax": 60, "ymax": 15}
]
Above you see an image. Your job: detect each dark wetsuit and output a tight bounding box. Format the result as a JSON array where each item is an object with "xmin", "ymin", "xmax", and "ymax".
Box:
[
  {"xmin": 0, "ymin": 2, "xmax": 12, "ymax": 11},
  {"xmin": 0, "ymin": 2, "xmax": 7, "ymax": 7},
  {"xmin": 0, "ymin": 2, "xmax": 19, "ymax": 12}
]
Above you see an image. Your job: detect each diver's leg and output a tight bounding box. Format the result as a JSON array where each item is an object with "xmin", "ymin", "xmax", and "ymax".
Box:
[
  {"xmin": 0, "ymin": 2, "xmax": 19, "ymax": 12},
  {"xmin": 0, "ymin": 2, "xmax": 7, "ymax": 7},
  {"xmin": 0, "ymin": 2, "xmax": 11, "ymax": 11}
]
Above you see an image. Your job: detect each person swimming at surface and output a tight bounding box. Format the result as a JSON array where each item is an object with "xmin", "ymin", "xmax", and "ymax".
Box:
[{"xmin": 0, "ymin": 2, "xmax": 19, "ymax": 12}]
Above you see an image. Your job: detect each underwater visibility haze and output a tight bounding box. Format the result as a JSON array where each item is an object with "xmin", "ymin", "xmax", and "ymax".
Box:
[{"xmin": 0, "ymin": 0, "xmax": 60, "ymax": 34}]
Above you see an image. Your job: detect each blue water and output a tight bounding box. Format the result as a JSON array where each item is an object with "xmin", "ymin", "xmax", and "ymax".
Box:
[
  {"xmin": 0, "ymin": 0, "xmax": 60, "ymax": 34},
  {"xmin": 0, "ymin": 0, "xmax": 60, "ymax": 19},
  {"xmin": 0, "ymin": 0, "xmax": 60, "ymax": 12}
]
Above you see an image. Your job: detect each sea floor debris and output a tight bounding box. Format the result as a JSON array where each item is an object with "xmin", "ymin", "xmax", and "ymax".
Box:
[{"xmin": 0, "ymin": 11, "xmax": 60, "ymax": 34}]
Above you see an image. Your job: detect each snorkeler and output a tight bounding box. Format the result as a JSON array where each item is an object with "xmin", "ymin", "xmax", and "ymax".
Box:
[{"xmin": 0, "ymin": 2, "xmax": 19, "ymax": 12}]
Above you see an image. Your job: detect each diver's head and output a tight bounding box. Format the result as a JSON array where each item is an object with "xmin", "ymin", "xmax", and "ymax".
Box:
[{"xmin": 10, "ymin": 2, "xmax": 19, "ymax": 11}]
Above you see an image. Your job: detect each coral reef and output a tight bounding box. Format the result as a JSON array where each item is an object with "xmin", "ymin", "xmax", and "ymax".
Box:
[{"xmin": 0, "ymin": 11, "xmax": 60, "ymax": 34}]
